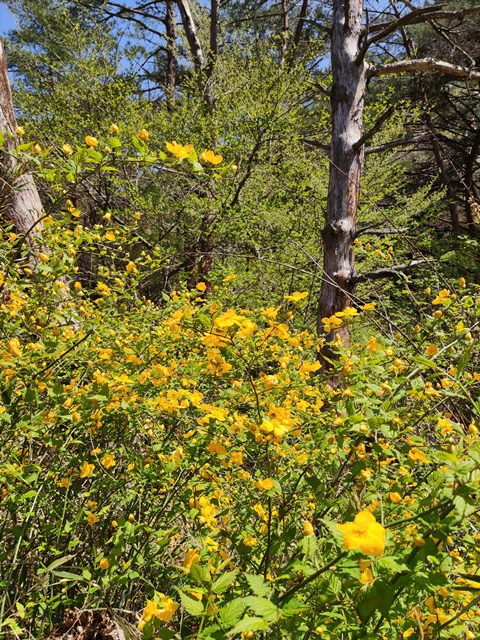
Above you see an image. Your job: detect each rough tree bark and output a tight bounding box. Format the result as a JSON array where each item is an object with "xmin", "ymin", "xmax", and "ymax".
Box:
[
  {"xmin": 165, "ymin": 0, "xmax": 177, "ymax": 112},
  {"xmin": 317, "ymin": 0, "xmax": 365, "ymax": 358},
  {"xmin": 317, "ymin": 2, "xmax": 480, "ymax": 367},
  {"xmin": 0, "ymin": 38, "xmax": 44, "ymax": 246}
]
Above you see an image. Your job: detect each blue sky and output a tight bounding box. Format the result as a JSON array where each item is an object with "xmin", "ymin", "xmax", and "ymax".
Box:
[
  {"xmin": 0, "ymin": 0, "xmax": 396, "ymax": 38},
  {"xmin": 0, "ymin": 5, "xmax": 15, "ymax": 34}
]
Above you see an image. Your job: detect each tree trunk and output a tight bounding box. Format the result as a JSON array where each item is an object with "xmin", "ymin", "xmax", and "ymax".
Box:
[
  {"xmin": 317, "ymin": 0, "xmax": 365, "ymax": 358},
  {"xmin": 465, "ymin": 130, "xmax": 480, "ymax": 238},
  {"xmin": 204, "ymin": 0, "xmax": 218, "ymax": 113},
  {"xmin": 424, "ymin": 110, "xmax": 460, "ymax": 235},
  {"xmin": 165, "ymin": 0, "xmax": 177, "ymax": 112},
  {"xmin": 0, "ymin": 38, "xmax": 44, "ymax": 245}
]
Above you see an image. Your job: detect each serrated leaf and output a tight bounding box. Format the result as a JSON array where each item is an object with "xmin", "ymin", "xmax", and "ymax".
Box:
[
  {"xmin": 189, "ymin": 563, "xmax": 211, "ymax": 583},
  {"xmin": 212, "ymin": 570, "xmax": 239, "ymax": 593},
  {"xmin": 279, "ymin": 597, "xmax": 308, "ymax": 618},
  {"xmin": 376, "ymin": 556, "xmax": 410, "ymax": 573},
  {"xmin": 108, "ymin": 136, "xmax": 122, "ymax": 148},
  {"xmin": 245, "ymin": 574, "xmax": 270, "ymax": 597},
  {"xmin": 180, "ymin": 591, "xmax": 204, "ymax": 616},
  {"xmin": 243, "ymin": 596, "xmax": 278, "ymax": 622},
  {"xmin": 219, "ymin": 598, "xmax": 248, "ymax": 626},
  {"xmin": 357, "ymin": 581, "xmax": 394, "ymax": 622},
  {"xmin": 228, "ymin": 616, "xmax": 269, "ymax": 636}
]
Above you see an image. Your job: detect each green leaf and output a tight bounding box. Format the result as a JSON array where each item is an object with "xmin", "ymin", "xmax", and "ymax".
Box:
[
  {"xmin": 212, "ymin": 570, "xmax": 239, "ymax": 593},
  {"xmin": 179, "ymin": 591, "xmax": 204, "ymax": 616},
  {"xmin": 243, "ymin": 596, "xmax": 278, "ymax": 622},
  {"xmin": 154, "ymin": 630, "xmax": 175, "ymax": 640},
  {"xmin": 412, "ymin": 356, "xmax": 438, "ymax": 370},
  {"xmin": 456, "ymin": 344, "xmax": 474, "ymax": 375},
  {"xmin": 245, "ymin": 574, "xmax": 270, "ymax": 597},
  {"xmin": 228, "ymin": 616, "xmax": 269, "ymax": 636},
  {"xmin": 219, "ymin": 598, "xmax": 248, "ymax": 627},
  {"xmin": 43, "ymin": 555, "xmax": 74, "ymax": 573},
  {"xmin": 108, "ymin": 136, "xmax": 122, "ymax": 148},
  {"xmin": 86, "ymin": 149, "xmax": 103, "ymax": 163},
  {"xmin": 376, "ymin": 556, "xmax": 410, "ymax": 573},
  {"xmin": 189, "ymin": 563, "xmax": 211, "ymax": 583},
  {"xmin": 279, "ymin": 597, "xmax": 308, "ymax": 618},
  {"xmin": 52, "ymin": 570, "xmax": 86, "ymax": 582},
  {"xmin": 0, "ymin": 130, "xmax": 4, "ymax": 148},
  {"xmin": 357, "ymin": 581, "xmax": 394, "ymax": 622}
]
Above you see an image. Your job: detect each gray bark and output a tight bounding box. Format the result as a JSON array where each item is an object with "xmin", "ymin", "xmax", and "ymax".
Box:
[
  {"xmin": 0, "ymin": 38, "xmax": 44, "ymax": 244},
  {"xmin": 317, "ymin": 0, "xmax": 365, "ymax": 355}
]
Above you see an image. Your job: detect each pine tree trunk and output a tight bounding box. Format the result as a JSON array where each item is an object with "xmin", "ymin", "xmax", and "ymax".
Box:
[
  {"xmin": 317, "ymin": 0, "xmax": 365, "ymax": 359},
  {"xmin": 166, "ymin": 0, "xmax": 177, "ymax": 112},
  {"xmin": 0, "ymin": 38, "xmax": 44, "ymax": 245}
]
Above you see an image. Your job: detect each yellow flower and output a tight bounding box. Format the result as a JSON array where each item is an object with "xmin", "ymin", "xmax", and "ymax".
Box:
[
  {"xmin": 254, "ymin": 478, "xmax": 275, "ymax": 491},
  {"xmin": 99, "ymin": 558, "xmax": 109, "ymax": 570},
  {"xmin": 408, "ymin": 447, "xmax": 430, "ymax": 464},
  {"xmin": 337, "ymin": 510, "xmax": 386, "ymax": 557},
  {"xmin": 389, "ymin": 492, "xmax": 402, "ymax": 504},
  {"xmin": 79, "ymin": 461, "xmax": 94, "ymax": 478},
  {"xmin": 15, "ymin": 126, "xmax": 25, "ymax": 136},
  {"xmin": 366, "ymin": 337, "xmax": 380, "ymax": 352},
  {"xmin": 196, "ymin": 281, "xmax": 207, "ymax": 292},
  {"xmin": 101, "ymin": 453, "xmax": 116, "ymax": 469},
  {"xmin": 138, "ymin": 128, "xmax": 149, "ymax": 141},
  {"xmin": 322, "ymin": 315, "xmax": 343, "ymax": 332},
  {"xmin": 403, "ymin": 629, "xmax": 415, "ymax": 639},
  {"xmin": 200, "ymin": 149, "xmax": 223, "ymax": 165},
  {"xmin": 183, "ymin": 548, "xmax": 200, "ymax": 569},
  {"xmin": 214, "ymin": 309, "xmax": 245, "ymax": 330},
  {"xmin": 110, "ymin": 123, "xmax": 120, "ymax": 134},
  {"xmin": 230, "ymin": 451, "xmax": 243, "ymax": 465},
  {"xmin": 243, "ymin": 535, "xmax": 257, "ymax": 546},
  {"xmin": 97, "ymin": 282, "xmax": 111, "ymax": 295},
  {"xmin": 85, "ymin": 511, "xmax": 99, "ymax": 526},
  {"xmin": 8, "ymin": 338, "xmax": 22, "ymax": 357},
  {"xmin": 38, "ymin": 253, "xmax": 49, "ymax": 263},
  {"xmin": 432, "ymin": 289, "xmax": 450, "ymax": 305},
  {"xmin": 336, "ymin": 306, "xmax": 358, "ymax": 318},
  {"xmin": 425, "ymin": 343, "xmax": 438, "ymax": 356},
  {"xmin": 125, "ymin": 261, "xmax": 137, "ymax": 273},
  {"xmin": 140, "ymin": 595, "xmax": 178, "ymax": 624},
  {"xmin": 284, "ymin": 291, "xmax": 309, "ymax": 303},
  {"xmin": 360, "ymin": 567, "xmax": 374, "ymax": 584},
  {"xmin": 165, "ymin": 141, "xmax": 194, "ymax": 159},
  {"xmin": 62, "ymin": 143, "xmax": 73, "ymax": 155},
  {"xmin": 205, "ymin": 349, "xmax": 232, "ymax": 376},
  {"xmin": 85, "ymin": 136, "xmax": 98, "ymax": 148},
  {"xmin": 206, "ymin": 440, "xmax": 228, "ymax": 456},
  {"xmin": 303, "ymin": 521, "xmax": 314, "ymax": 536}
]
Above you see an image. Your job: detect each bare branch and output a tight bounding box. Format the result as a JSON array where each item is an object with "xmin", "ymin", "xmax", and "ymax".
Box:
[
  {"xmin": 356, "ymin": 226, "xmax": 410, "ymax": 237},
  {"xmin": 353, "ymin": 105, "xmax": 395, "ymax": 150},
  {"xmin": 350, "ymin": 260, "xmax": 427, "ymax": 284},
  {"xmin": 177, "ymin": 0, "xmax": 205, "ymax": 70},
  {"xmin": 302, "ymin": 138, "xmax": 330, "ymax": 152},
  {"xmin": 367, "ymin": 5, "xmax": 480, "ymax": 36},
  {"xmin": 369, "ymin": 58, "xmax": 480, "ymax": 81}
]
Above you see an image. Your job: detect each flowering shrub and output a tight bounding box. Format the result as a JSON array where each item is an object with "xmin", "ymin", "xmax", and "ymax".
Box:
[{"xmin": 1, "ymin": 135, "xmax": 480, "ymax": 639}]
